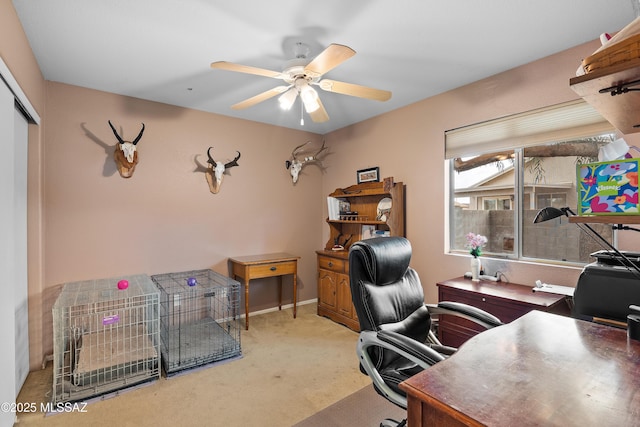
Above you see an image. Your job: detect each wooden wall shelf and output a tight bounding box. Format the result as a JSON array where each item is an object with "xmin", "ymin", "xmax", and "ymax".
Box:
[
  {"xmin": 570, "ymin": 57, "xmax": 640, "ymax": 134},
  {"xmin": 569, "ymin": 216, "xmax": 640, "ymax": 224}
]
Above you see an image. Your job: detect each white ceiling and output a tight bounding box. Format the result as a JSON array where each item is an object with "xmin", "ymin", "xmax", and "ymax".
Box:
[{"xmin": 12, "ymin": 0, "xmax": 638, "ymax": 134}]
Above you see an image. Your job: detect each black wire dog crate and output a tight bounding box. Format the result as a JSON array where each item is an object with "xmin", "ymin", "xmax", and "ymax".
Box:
[
  {"xmin": 52, "ymin": 274, "xmax": 160, "ymax": 404},
  {"xmin": 150, "ymin": 269, "xmax": 241, "ymax": 376}
]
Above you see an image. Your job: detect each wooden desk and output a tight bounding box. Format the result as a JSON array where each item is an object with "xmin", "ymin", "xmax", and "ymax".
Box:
[
  {"xmin": 229, "ymin": 253, "xmax": 300, "ymax": 330},
  {"xmin": 438, "ymin": 277, "xmax": 571, "ymax": 347},
  {"xmin": 400, "ymin": 311, "xmax": 640, "ymax": 427}
]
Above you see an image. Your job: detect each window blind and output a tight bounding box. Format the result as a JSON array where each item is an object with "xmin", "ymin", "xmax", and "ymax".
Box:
[{"xmin": 444, "ymin": 99, "xmax": 613, "ymax": 159}]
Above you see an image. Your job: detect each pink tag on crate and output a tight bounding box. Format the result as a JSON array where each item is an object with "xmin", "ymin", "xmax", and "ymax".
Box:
[{"xmin": 102, "ymin": 314, "xmax": 120, "ymax": 325}]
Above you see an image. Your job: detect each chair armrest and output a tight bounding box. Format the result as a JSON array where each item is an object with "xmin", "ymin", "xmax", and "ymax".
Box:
[
  {"xmin": 377, "ymin": 330, "xmax": 446, "ymax": 366},
  {"xmin": 427, "ymin": 301, "xmax": 503, "ymax": 329},
  {"xmin": 428, "ymin": 343, "xmax": 456, "ymax": 356}
]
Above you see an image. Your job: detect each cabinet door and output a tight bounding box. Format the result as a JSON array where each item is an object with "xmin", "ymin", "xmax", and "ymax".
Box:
[
  {"xmin": 336, "ymin": 273, "xmax": 354, "ymax": 319},
  {"xmin": 318, "ymin": 269, "xmax": 337, "ymax": 310}
]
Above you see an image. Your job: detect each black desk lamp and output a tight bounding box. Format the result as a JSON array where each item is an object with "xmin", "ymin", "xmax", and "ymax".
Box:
[{"xmin": 533, "ymin": 206, "xmax": 640, "ymax": 277}]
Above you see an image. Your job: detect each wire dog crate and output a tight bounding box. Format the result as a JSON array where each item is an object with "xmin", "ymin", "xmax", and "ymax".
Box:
[
  {"xmin": 52, "ymin": 274, "xmax": 160, "ymax": 404},
  {"xmin": 150, "ymin": 269, "xmax": 241, "ymax": 376}
]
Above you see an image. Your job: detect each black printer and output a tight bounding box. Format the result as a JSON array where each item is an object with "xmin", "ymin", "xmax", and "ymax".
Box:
[{"xmin": 573, "ymin": 250, "xmax": 640, "ymax": 325}]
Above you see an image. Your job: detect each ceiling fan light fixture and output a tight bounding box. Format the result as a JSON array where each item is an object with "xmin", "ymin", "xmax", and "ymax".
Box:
[
  {"xmin": 300, "ymin": 84, "xmax": 320, "ymax": 113},
  {"xmin": 278, "ymin": 87, "xmax": 297, "ymax": 111},
  {"xmin": 214, "ymin": 43, "xmax": 386, "ymax": 123}
]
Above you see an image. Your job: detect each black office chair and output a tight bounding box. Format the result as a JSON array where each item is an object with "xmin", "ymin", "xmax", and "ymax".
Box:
[{"xmin": 349, "ymin": 237, "xmax": 502, "ymax": 427}]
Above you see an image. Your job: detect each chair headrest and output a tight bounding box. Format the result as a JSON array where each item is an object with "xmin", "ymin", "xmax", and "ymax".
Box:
[{"xmin": 349, "ymin": 237, "xmax": 412, "ymax": 286}]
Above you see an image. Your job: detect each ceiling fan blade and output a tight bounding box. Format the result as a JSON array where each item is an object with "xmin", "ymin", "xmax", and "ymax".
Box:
[
  {"xmin": 211, "ymin": 61, "xmax": 283, "ymax": 79},
  {"xmin": 304, "ymin": 44, "xmax": 356, "ymax": 78},
  {"xmin": 231, "ymin": 86, "xmax": 289, "ymax": 110},
  {"xmin": 318, "ymin": 79, "xmax": 391, "ymax": 102},
  {"xmin": 308, "ymin": 98, "xmax": 329, "ymax": 123}
]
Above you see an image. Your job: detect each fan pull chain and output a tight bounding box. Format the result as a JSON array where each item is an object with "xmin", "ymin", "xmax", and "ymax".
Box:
[{"xmin": 300, "ymin": 99, "xmax": 304, "ymax": 126}]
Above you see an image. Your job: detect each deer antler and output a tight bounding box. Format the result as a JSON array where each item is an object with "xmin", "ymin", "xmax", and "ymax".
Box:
[
  {"xmin": 132, "ymin": 123, "xmax": 145, "ymax": 145},
  {"xmin": 224, "ymin": 151, "xmax": 241, "ymax": 169},
  {"xmin": 108, "ymin": 120, "xmax": 125, "ymax": 144},
  {"xmin": 291, "ymin": 141, "xmax": 312, "ymax": 161},
  {"xmin": 207, "ymin": 147, "xmax": 217, "ymax": 167},
  {"xmin": 108, "ymin": 121, "xmax": 145, "ymax": 144},
  {"xmin": 297, "ymin": 140, "xmax": 328, "ymax": 165},
  {"xmin": 311, "ymin": 140, "xmax": 328, "ymax": 162}
]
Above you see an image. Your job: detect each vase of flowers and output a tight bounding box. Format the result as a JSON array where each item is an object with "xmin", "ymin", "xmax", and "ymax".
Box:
[{"xmin": 466, "ymin": 232, "xmax": 487, "ymax": 281}]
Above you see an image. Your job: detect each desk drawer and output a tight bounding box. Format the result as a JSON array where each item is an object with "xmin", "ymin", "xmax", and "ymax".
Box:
[
  {"xmin": 440, "ymin": 287, "xmax": 537, "ymax": 323},
  {"xmin": 249, "ymin": 261, "xmax": 297, "ymax": 279},
  {"xmin": 318, "ymin": 256, "xmax": 346, "ymax": 273}
]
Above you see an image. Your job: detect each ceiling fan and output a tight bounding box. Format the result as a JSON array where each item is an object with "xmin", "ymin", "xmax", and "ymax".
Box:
[{"xmin": 210, "ymin": 42, "xmax": 391, "ymax": 123}]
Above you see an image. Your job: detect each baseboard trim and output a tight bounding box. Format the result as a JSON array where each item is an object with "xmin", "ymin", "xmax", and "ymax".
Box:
[{"xmin": 249, "ymin": 299, "xmax": 317, "ymax": 317}]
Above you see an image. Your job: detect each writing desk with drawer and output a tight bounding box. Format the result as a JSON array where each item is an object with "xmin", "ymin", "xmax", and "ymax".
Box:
[
  {"xmin": 229, "ymin": 252, "xmax": 300, "ymax": 330},
  {"xmin": 437, "ymin": 277, "xmax": 571, "ymax": 346}
]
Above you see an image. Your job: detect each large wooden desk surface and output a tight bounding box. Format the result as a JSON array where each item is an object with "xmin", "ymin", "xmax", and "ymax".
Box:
[
  {"xmin": 228, "ymin": 253, "xmax": 300, "ymax": 330},
  {"xmin": 400, "ymin": 310, "xmax": 640, "ymax": 427}
]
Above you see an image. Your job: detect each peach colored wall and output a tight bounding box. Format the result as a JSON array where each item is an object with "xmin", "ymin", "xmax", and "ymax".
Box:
[
  {"xmin": 42, "ymin": 82, "xmax": 322, "ymax": 337},
  {"xmin": 6, "ymin": 0, "xmax": 640, "ymax": 371},
  {"xmin": 324, "ymin": 39, "xmax": 640, "ymax": 304}
]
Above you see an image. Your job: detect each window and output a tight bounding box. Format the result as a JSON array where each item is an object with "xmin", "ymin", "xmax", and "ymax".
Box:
[
  {"xmin": 446, "ymin": 100, "xmax": 616, "ymax": 264},
  {"xmin": 482, "ymin": 197, "xmax": 511, "ymax": 211},
  {"xmin": 536, "ymin": 193, "xmax": 566, "ymax": 209}
]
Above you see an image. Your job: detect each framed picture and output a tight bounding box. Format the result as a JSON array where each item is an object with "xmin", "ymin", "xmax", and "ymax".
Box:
[
  {"xmin": 357, "ymin": 167, "xmax": 380, "ymax": 184},
  {"xmin": 361, "ymin": 225, "xmax": 376, "ymax": 240}
]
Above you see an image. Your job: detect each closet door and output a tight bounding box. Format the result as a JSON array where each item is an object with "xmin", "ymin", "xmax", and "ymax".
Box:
[
  {"xmin": 14, "ymin": 107, "xmax": 29, "ymax": 395},
  {"xmin": 0, "ymin": 57, "xmax": 38, "ymax": 427},
  {"xmin": 0, "ymin": 78, "xmax": 17, "ymax": 425}
]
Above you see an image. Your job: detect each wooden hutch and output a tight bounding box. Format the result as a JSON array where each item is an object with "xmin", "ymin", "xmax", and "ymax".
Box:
[{"xmin": 316, "ymin": 177, "xmax": 405, "ymax": 331}]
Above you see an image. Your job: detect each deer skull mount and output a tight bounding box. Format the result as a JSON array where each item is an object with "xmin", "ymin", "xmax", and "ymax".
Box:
[
  {"xmin": 285, "ymin": 140, "xmax": 328, "ymax": 184},
  {"xmin": 206, "ymin": 147, "xmax": 241, "ymax": 193},
  {"xmin": 108, "ymin": 120, "xmax": 145, "ymax": 178}
]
